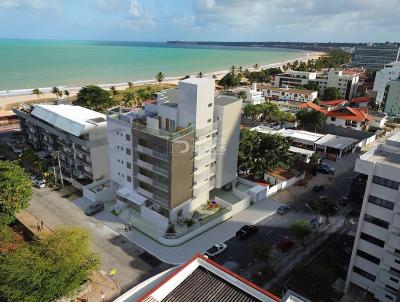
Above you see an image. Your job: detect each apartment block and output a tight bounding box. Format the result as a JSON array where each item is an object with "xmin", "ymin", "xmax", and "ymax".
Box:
[
  {"xmin": 274, "ymin": 70, "xmax": 317, "ymax": 88},
  {"xmin": 373, "ymin": 62, "xmax": 400, "ymax": 104},
  {"xmin": 106, "ymin": 78, "xmax": 242, "ymax": 234},
  {"xmin": 312, "ymin": 70, "xmax": 360, "ymax": 100},
  {"xmin": 345, "ymin": 132, "xmax": 400, "ymax": 302},
  {"xmin": 352, "ymin": 44, "xmax": 400, "ymax": 70},
  {"xmin": 262, "ymin": 86, "xmax": 318, "ymax": 103},
  {"xmin": 13, "ymin": 104, "xmax": 109, "ymax": 187},
  {"xmin": 383, "ymin": 80, "xmax": 400, "ymax": 117}
]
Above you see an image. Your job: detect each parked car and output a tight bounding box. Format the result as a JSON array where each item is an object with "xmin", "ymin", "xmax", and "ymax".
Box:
[
  {"xmin": 312, "ymin": 185, "xmax": 325, "ymax": 192},
  {"xmin": 339, "ymin": 195, "xmax": 350, "ymax": 206},
  {"xmin": 318, "ymin": 165, "xmax": 334, "ymax": 175},
  {"xmin": 205, "ymin": 243, "xmax": 227, "ymax": 257},
  {"xmin": 236, "ymin": 225, "xmax": 258, "ymax": 240},
  {"xmin": 277, "ymin": 206, "xmax": 290, "ymax": 215},
  {"xmin": 310, "ymin": 216, "xmax": 326, "ymax": 228},
  {"xmin": 276, "ymin": 238, "xmax": 294, "ymax": 252},
  {"xmin": 33, "ymin": 179, "xmax": 46, "ymax": 189},
  {"xmin": 320, "ymin": 162, "xmax": 335, "ymax": 173},
  {"xmin": 84, "ymin": 202, "xmax": 104, "ymax": 216}
]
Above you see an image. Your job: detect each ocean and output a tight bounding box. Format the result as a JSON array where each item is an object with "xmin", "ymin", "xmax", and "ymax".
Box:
[{"xmin": 0, "ymin": 40, "xmax": 306, "ymax": 91}]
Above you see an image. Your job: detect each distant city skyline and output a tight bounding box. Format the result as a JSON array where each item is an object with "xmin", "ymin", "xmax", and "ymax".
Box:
[{"xmin": 0, "ymin": 0, "xmax": 400, "ymax": 42}]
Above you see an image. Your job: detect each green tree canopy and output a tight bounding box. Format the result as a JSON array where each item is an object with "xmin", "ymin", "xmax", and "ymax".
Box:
[
  {"xmin": 308, "ymin": 197, "xmax": 337, "ymax": 224},
  {"xmin": 75, "ymin": 85, "xmax": 112, "ymax": 112},
  {"xmin": 0, "ymin": 227, "xmax": 100, "ymax": 302},
  {"xmin": 323, "ymin": 87, "xmax": 341, "ymax": 101},
  {"xmin": 155, "ymin": 72, "xmax": 165, "ymax": 84},
  {"xmin": 296, "ymin": 110, "xmax": 326, "ymax": 132},
  {"xmin": 252, "ymin": 242, "xmax": 271, "ymax": 263},
  {"xmin": 0, "ymin": 161, "xmax": 32, "ymax": 226},
  {"xmin": 31, "ymin": 88, "xmax": 43, "ymax": 99},
  {"xmin": 289, "ymin": 220, "xmax": 311, "ymax": 244}
]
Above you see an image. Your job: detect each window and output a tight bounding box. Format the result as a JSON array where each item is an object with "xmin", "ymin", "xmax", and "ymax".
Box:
[
  {"xmin": 356, "ymin": 249, "xmax": 380, "ymax": 265},
  {"xmin": 385, "ymin": 294, "xmax": 394, "ymax": 301},
  {"xmin": 166, "ymin": 118, "xmax": 170, "ymax": 131},
  {"xmin": 126, "ymin": 148, "xmax": 131, "ymax": 155},
  {"xmin": 390, "ymin": 277, "xmax": 399, "ymax": 283},
  {"xmin": 395, "ymin": 249, "xmax": 400, "ymax": 257},
  {"xmin": 395, "ymin": 259, "xmax": 400, "ymax": 265},
  {"xmin": 352, "ymin": 121, "xmax": 357, "ymax": 127},
  {"xmin": 126, "ymin": 134, "xmax": 131, "ymax": 141},
  {"xmin": 373, "ymin": 176, "xmax": 400, "ymax": 190},
  {"xmin": 345, "ymin": 120, "xmax": 351, "ymax": 127},
  {"xmin": 127, "ymin": 176, "xmax": 132, "ymax": 182},
  {"xmin": 208, "ymin": 103, "xmax": 212, "ymax": 107},
  {"xmin": 207, "ymin": 118, "xmax": 212, "ymax": 123},
  {"xmin": 386, "ymin": 285, "xmax": 398, "ymax": 295},
  {"xmin": 353, "ymin": 266, "xmax": 376, "ymax": 281},
  {"xmin": 331, "ymin": 117, "xmax": 336, "ymax": 121},
  {"xmin": 127, "ymin": 162, "xmax": 131, "ymax": 169},
  {"xmin": 368, "ymin": 195, "xmax": 394, "ymax": 210},
  {"xmin": 390, "ymin": 267, "xmax": 400, "ymax": 278},
  {"xmin": 364, "ymin": 214, "xmax": 389, "ymax": 229},
  {"xmin": 360, "ymin": 232, "xmax": 385, "ymax": 247}
]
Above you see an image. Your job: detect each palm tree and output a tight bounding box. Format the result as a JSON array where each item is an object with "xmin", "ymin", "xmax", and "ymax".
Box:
[
  {"xmin": 122, "ymin": 92, "xmax": 141, "ymax": 108},
  {"xmin": 230, "ymin": 65, "xmax": 236, "ymax": 75},
  {"xmin": 128, "ymin": 81, "xmax": 133, "ymax": 89},
  {"xmin": 238, "ymin": 66, "xmax": 243, "ymax": 74},
  {"xmin": 57, "ymin": 90, "xmax": 63, "ymax": 99},
  {"xmin": 51, "ymin": 87, "xmax": 60, "ymax": 99},
  {"xmin": 63, "ymin": 90, "xmax": 70, "ymax": 98},
  {"xmin": 197, "ymin": 72, "xmax": 203, "ymax": 78},
  {"xmin": 253, "ymin": 63, "xmax": 259, "ymax": 70},
  {"xmin": 212, "ymin": 74, "xmax": 217, "ymax": 79},
  {"xmin": 155, "ymin": 72, "xmax": 165, "ymax": 90},
  {"xmin": 32, "ymin": 88, "xmax": 43, "ymax": 99},
  {"xmin": 110, "ymin": 86, "xmax": 117, "ymax": 96},
  {"xmin": 237, "ymin": 90, "xmax": 247, "ymax": 100}
]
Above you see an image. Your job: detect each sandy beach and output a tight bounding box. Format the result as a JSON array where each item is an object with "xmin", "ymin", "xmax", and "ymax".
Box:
[{"xmin": 0, "ymin": 51, "xmax": 325, "ymax": 110}]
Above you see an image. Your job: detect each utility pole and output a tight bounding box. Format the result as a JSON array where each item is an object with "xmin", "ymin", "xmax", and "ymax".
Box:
[{"xmin": 57, "ymin": 151, "xmax": 64, "ymax": 189}]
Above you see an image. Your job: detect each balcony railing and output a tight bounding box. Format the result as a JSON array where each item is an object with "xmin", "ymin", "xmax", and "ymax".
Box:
[
  {"xmin": 194, "ymin": 153, "xmax": 216, "ymax": 169},
  {"xmin": 195, "ymin": 121, "xmax": 218, "ymax": 138},
  {"xmin": 135, "ymin": 159, "xmax": 169, "ymax": 177},
  {"xmin": 136, "ymin": 173, "xmax": 168, "ymax": 192},
  {"xmin": 136, "ymin": 144, "xmax": 168, "ymax": 161},
  {"xmin": 137, "ymin": 187, "xmax": 168, "ymax": 204}
]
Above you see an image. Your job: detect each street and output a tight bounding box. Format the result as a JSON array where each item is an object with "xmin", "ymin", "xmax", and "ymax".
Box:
[
  {"xmin": 27, "ymin": 186, "xmax": 170, "ymax": 293},
  {"xmin": 213, "ymin": 153, "xmax": 359, "ymax": 277}
]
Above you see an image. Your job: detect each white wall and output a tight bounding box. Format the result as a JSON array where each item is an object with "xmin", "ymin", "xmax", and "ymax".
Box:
[{"xmin": 373, "ymin": 62, "xmax": 400, "ymax": 103}]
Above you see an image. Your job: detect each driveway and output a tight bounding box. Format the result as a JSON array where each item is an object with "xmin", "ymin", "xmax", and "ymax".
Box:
[{"xmin": 27, "ymin": 186, "xmax": 170, "ymax": 293}]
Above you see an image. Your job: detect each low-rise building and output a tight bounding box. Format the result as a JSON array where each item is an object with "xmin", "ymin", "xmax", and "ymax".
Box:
[
  {"xmin": 13, "ymin": 104, "xmax": 109, "ymax": 187},
  {"xmin": 0, "ymin": 109, "xmax": 20, "ymax": 135},
  {"xmin": 373, "ymin": 61, "xmax": 400, "ymax": 103},
  {"xmin": 269, "ymin": 100, "xmax": 305, "ymax": 112},
  {"xmin": 262, "ymin": 86, "xmax": 318, "ymax": 103},
  {"xmin": 325, "ymin": 107, "xmax": 370, "ymax": 131},
  {"xmin": 383, "ymin": 79, "xmax": 400, "ymax": 117},
  {"xmin": 274, "ymin": 70, "xmax": 317, "ymax": 88},
  {"xmin": 349, "ymin": 96, "xmax": 371, "ymax": 108},
  {"xmin": 246, "ymin": 83, "xmax": 264, "ymax": 105},
  {"xmin": 368, "ymin": 112, "xmax": 388, "ymax": 129},
  {"xmin": 319, "ymin": 99, "xmax": 347, "ymax": 111},
  {"xmin": 313, "ymin": 70, "xmax": 360, "ymax": 100},
  {"xmin": 345, "ymin": 132, "xmax": 400, "ymax": 302}
]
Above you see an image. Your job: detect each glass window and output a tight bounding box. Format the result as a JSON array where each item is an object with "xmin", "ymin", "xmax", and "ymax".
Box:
[
  {"xmin": 373, "ymin": 176, "xmax": 400, "ymax": 190},
  {"xmin": 353, "ymin": 266, "xmax": 376, "ymax": 281},
  {"xmin": 360, "ymin": 232, "xmax": 385, "ymax": 247},
  {"xmin": 126, "ymin": 148, "xmax": 131, "ymax": 155},
  {"xmin": 356, "ymin": 249, "xmax": 380, "ymax": 265},
  {"xmin": 127, "ymin": 162, "xmax": 131, "ymax": 169},
  {"xmin": 126, "ymin": 134, "xmax": 131, "ymax": 141},
  {"xmin": 127, "ymin": 176, "xmax": 132, "ymax": 182},
  {"xmin": 368, "ymin": 195, "xmax": 394, "ymax": 210},
  {"xmin": 364, "ymin": 214, "xmax": 389, "ymax": 229}
]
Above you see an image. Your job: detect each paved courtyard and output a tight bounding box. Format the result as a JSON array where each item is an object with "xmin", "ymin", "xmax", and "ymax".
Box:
[{"xmin": 27, "ymin": 187, "xmax": 170, "ymax": 293}]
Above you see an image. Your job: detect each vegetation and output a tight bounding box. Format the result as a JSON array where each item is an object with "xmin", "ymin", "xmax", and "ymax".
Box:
[
  {"xmin": 75, "ymin": 85, "xmax": 113, "ymax": 112},
  {"xmin": 296, "ymin": 110, "xmax": 326, "ymax": 132},
  {"xmin": 308, "ymin": 197, "xmax": 337, "ymax": 224},
  {"xmin": 237, "ymin": 90, "xmax": 247, "ymax": 100},
  {"xmin": 323, "ymin": 87, "xmax": 341, "ymax": 100},
  {"xmin": 243, "ymin": 102, "xmax": 296, "ymax": 123},
  {"xmin": 286, "ymin": 50, "xmax": 351, "ymax": 71},
  {"xmin": 289, "ymin": 220, "xmax": 311, "ymax": 244},
  {"xmin": 63, "ymin": 90, "xmax": 70, "ymax": 98},
  {"xmin": 218, "ymin": 67, "xmax": 282, "ymax": 88},
  {"xmin": 252, "ymin": 242, "xmax": 271, "ymax": 263},
  {"xmin": 51, "ymin": 87, "xmax": 61, "ymax": 99},
  {"xmin": 238, "ymin": 128, "xmax": 294, "ymax": 179},
  {"xmin": 0, "ymin": 161, "xmax": 32, "ymax": 226},
  {"xmin": 155, "ymin": 72, "xmax": 165, "ymax": 86},
  {"xmin": 0, "ymin": 227, "xmax": 100, "ymax": 302},
  {"xmin": 31, "ymin": 88, "xmax": 43, "ymax": 99}
]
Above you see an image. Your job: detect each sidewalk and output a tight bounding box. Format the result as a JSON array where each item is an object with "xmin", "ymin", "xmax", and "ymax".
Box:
[
  {"xmin": 15, "ymin": 209, "xmax": 52, "ymax": 238},
  {"xmin": 75, "ymin": 197, "xmax": 283, "ymax": 265}
]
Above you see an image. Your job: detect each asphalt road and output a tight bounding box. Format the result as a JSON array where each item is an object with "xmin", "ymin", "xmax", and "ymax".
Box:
[
  {"xmin": 212, "ymin": 154, "xmax": 358, "ymax": 273},
  {"xmin": 27, "ymin": 186, "xmax": 170, "ymax": 293}
]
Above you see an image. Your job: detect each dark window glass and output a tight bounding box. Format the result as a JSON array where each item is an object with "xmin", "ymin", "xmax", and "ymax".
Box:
[
  {"xmin": 353, "ymin": 266, "xmax": 376, "ymax": 281},
  {"xmin": 390, "ymin": 277, "xmax": 399, "ymax": 283},
  {"xmin": 373, "ymin": 176, "xmax": 400, "ymax": 190},
  {"xmin": 360, "ymin": 232, "xmax": 385, "ymax": 247},
  {"xmin": 126, "ymin": 134, "xmax": 131, "ymax": 141},
  {"xmin": 356, "ymin": 249, "xmax": 380, "ymax": 265},
  {"xmin": 364, "ymin": 214, "xmax": 389, "ymax": 229},
  {"xmin": 126, "ymin": 148, "xmax": 131, "ymax": 155},
  {"xmin": 390, "ymin": 267, "xmax": 400, "ymax": 278},
  {"xmin": 368, "ymin": 195, "xmax": 394, "ymax": 210}
]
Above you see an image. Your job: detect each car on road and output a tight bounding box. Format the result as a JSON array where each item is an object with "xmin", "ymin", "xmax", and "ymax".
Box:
[
  {"xmin": 84, "ymin": 202, "xmax": 104, "ymax": 216},
  {"xmin": 276, "ymin": 238, "xmax": 294, "ymax": 252},
  {"xmin": 339, "ymin": 195, "xmax": 350, "ymax": 206},
  {"xmin": 318, "ymin": 165, "xmax": 334, "ymax": 175},
  {"xmin": 236, "ymin": 225, "xmax": 258, "ymax": 240},
  {"xmin": 320, "ymin": 162, "xmax": 335, "ymax": 173},
  {"xmin": 33, "ymin": 179, "xmax": 46, "ymax": 189},
  {"xmin": 277, "ymin": 206, "xmax": 291, "ymax": 215},
  {"xmin": 205, "ymin": 243, "xmax": 227, "ymax": 257},
  {"xmin": 312, "ymin": 185, "xmax": 325, "ymax": 192}
]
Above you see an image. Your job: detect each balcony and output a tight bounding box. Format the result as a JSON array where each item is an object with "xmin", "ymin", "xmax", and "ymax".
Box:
[
  {"xmin": 135, "ymin": 159, "xmax": 169, "ymax": 177},
  {"xmin": 193, "ymin": 178, "xmax": 215, "ymax": 197},
  {"xmin": 194, "ymin": 153, "xmax": 216, "ymax": 169},
  {"xmin": 136, "ymin": 144, "xmax": 168, "ymax": 161},
  {"xmin": 137, "ymin": 187, "xmax": 168, "ymax": 204},
  {"xmin": 136, "ymin": 173, "xmax": 168, "ymax": 192},
  {"xmin": 195, "ymin": 121, "xmax": 218, "ymax": 138},
  {"xmin": 194, "ymin": 166, "xmax": 216, "ymax": 184}
]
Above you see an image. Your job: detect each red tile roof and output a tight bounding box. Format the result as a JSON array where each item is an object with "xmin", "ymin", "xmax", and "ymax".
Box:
[
  {"xmin": 349, "ymin": 96, "xmax": 371, "ymax": 103},
  {"xmin": 319, "ymin": 99, "xmax": 347, "ymax": 106},
  {"xmin": 327, "ymin": 107, "xmax": 370, "ymax": 122},
  {"xmin": 303, "ymin": 101, "xmax": 327, "ymax": 113}
]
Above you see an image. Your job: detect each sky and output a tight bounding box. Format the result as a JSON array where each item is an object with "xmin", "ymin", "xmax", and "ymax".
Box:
[{"xmin": 0, "ymin": 0, "xmax": 399, "ymax": 42}]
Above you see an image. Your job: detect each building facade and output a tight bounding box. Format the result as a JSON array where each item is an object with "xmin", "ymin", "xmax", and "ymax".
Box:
[
  {"xmin": 373, "ymin": 62, "xmax": 400, "ymax": 104},
  {"xmin": 246, "ymin": 83, "xmax": 264, "ymax": 105},
  {"xmin": 14, "ymin": 104, "xmax": 109, "ymax": 187},
  {"xmin": 352, "ymin": 44, "xmax": 400, "ymax": 70},
  {"xmin": 106, "ymin": 78, "xmax": 242, "ymax": 233},
  {"xmin": 312, "ymin": 70, "xmax": 360, "ymax": 100},
  {"xmin": 262, "ymin": 87, "xmax": 318, "ymax": 103},
  {"xmin": 274, "ymin": 70, "xmax": 317, "ymax": 88},
  {"xmin": 383, "ymin": 80, "xmax": 400, "ymax": 117},
  {"xmin": 345, "ymin": 132, "xmax": 400, "ymax": 302}
]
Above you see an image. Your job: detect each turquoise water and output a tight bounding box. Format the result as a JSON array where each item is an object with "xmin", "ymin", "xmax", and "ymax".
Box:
[{"xmin": 0, "ymin": 40, "xmax": 305, "ymax": 91}]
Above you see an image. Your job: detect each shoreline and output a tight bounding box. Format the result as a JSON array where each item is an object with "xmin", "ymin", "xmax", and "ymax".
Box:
[{"xmin": 0, "ymin": 51, "xmax": 326, "ymax": 109}]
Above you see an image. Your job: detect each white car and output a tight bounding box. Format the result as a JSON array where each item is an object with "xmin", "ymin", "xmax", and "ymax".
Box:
[
  {"xmin": 205, "ymin": 243, "xmax": 227, "ymax": 257},
  {"xmin": 33, "ymin": 179, "xmax": 46, "ymax": 189}
]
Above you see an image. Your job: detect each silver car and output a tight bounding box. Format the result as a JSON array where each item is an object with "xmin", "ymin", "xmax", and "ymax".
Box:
[{"xmin": 85, "ymin": 202, "xmax": 104, "ymax": 216}]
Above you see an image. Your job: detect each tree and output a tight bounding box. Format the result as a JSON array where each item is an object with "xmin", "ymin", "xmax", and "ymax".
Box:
[
  {"xmin": 252, "ymin": 243, "xmax": 271, "ymax": 263},
  {"xmin": 254, "ymin": 63, "xmax": 259, "ymax": 70},
  {"xmin": 110, "ymin": 86, "xmax": 117, "ymax": 96},
  {"xmin": 289, "ymin": 220, "xmax": 311, "ymax": 244},
  {"xmin": 304, "ymin": 82, "xmax": 320, "ymax": 91},
  {"xmin": 128, "ymin": 81, "xmax": 133, "ymax": 89},
  {"xmin": 0, "ymin": 161, "xmax": 32, "ymax": 226},
  {"xmin": 197, "ymin": 71, "xmax": 203, "ymax": 78},
  {"xmin": 230, "ymin": 65, "xmax": 236, "ymax": 75},
  {"xmin": 218, "ymin": 72, "xmax": 241, "ymax": 88},
  {"xmin": 155, "ymin": 72, "xmax": 165, "ymax": 86},
  {"xmin": 75, "ymin": 85, "xmax": 111, "ymax": 112},
  {"xmin": 0, "ymin": 227, "xmax": 100, "ymax": 302},
  {"xmin": 57, "ymin": 90, "xmax": 63, "ymax": 99},
  {"xmin": 309, "ymin": 197, "xmax": 337, "ymax": 224},
  {"xmin": 323, "ymin": 87, "xmax": 341, "ymax": 101},
  {"xmin": 237, "ymin": 90, "xmax": 247, "ymax": 100},
  {"xmin": 296, "ymin": 110, "xmax": 326, "ymax": 132},
  {"xmin": 122, "ymin": 92, "xmax": 141, "ymax": 108},
  {"xmin": 51, "ymin": 87, "xmax": 60, "ymax": 99},
  {"xmin": 31, "ymin": 88, "xmax": 43, "ymax": 100},
  {"xmin": 63, "ymin": 90, "xmax": 70, "ymax": 98},
  {"xmin": 259, "ymin": 102, "xmax": 280, "ymax": 122}
]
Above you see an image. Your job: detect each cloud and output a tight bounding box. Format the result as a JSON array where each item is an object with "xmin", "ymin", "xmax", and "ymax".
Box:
[
  {"xmin": 121, "ymin": 0, "xmax": 156, "ymax": 30},
  {"xmin": 0, "ymin": 0, "xmax": 55, "ymax": 9},
  {"xmin": 95, "ymin": 0, "xmax": 127, "ymax": 12}
]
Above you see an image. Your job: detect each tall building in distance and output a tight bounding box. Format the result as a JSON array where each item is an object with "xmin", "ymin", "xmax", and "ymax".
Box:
[
  {"xmin": 373, "ymin": 62, "xmax": 400, "ymax": 104},
  {"xmin": 352, "ymin": 43, "xmax": 400, "ymax": 70},
  {"xmin": 106, "ymin": 78, "xmax": 242, "ymax": 234},
  {"xmin": 345, "ymin": 132, "xmax": 400, "ymax": 302},
  {"xmin": 383, "ymin": 80, "xmax": 400, "ymax": 117},
  {"xmin": 13, "ymin": 104, "xmax": 109, "ymax": 187}
]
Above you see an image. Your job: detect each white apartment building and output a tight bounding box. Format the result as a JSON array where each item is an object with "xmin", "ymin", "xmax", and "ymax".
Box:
[
  {"xmin": 313, "ymin": 70, "xmax": 360, "ymax": 100},
  {"xmin": 384, "ymin": 80, "xmax": 400, "ymax": 117},
  {"xmin": 345, "ymin": 132, "xmax": 400, "ymax": 302},
  {"xmin": 373, "ymin": 62, "xmax": 400, "ymax": 104},
  {"xmin": 246, "ymin": 83, "xmax": 264, "ymax": 105},
  {"xmin": 13, "ymin": 104, "xmax": 109, "ymax": 187},
  {"xmin": 274, "ymin": 70, "xmax": 317, "ymax": 88},
  {"xmin": 106, "ymin": 78, "xmax": 242, "ymax": 238},
  {"xmin": 262, "ymin": 86, "xmax": 318, "ymax": 103}
]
